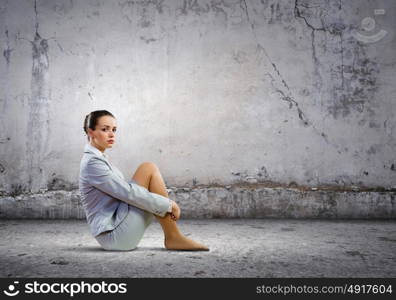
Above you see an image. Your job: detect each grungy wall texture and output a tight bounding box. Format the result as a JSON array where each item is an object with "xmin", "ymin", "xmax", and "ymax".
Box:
[{"xmin": 0, "ymin": 0, "xmax": 395, "ymax": 210}]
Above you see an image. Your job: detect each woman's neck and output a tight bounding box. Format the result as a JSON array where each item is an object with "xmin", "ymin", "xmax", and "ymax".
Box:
[{"xmin": 90, "ymin": 141, "xmax": 105, "ymax": 153}]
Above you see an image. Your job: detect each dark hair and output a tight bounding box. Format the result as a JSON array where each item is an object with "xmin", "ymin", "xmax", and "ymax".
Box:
[{"xmin": 83, "ymin": 110, "xmax": 115, "ymax": 141}]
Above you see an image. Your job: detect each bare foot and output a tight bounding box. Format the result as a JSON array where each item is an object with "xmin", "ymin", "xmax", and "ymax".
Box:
[{"xmin": 165, "ymin": 234, "xmax": 209, "ymax": 251}]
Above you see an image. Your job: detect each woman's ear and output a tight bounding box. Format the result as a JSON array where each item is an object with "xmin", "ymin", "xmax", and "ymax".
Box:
[{"xmin": 87, "ymin": 128, "xmax": 94, "ymax": 140}]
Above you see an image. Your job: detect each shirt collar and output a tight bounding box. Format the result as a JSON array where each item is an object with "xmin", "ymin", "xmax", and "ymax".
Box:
[{"xmin": 84, "ymin": 143, "xmax": 108, "ymax": 159}]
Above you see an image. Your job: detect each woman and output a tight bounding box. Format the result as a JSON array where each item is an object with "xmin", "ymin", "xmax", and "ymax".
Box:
[{"xmin": 79, "ymin": 110, "xmax": 209, "ymax": 251}]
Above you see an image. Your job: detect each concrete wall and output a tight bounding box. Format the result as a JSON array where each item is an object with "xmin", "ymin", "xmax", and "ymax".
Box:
[{"xmin": 0, "ymin": 0, "xmax": 395, "ymax": 218}]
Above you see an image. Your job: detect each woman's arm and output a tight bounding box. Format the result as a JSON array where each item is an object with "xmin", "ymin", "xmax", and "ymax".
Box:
[{"xmin": 85, "ymin": 157, "xmax": 172, "ymax": 217}]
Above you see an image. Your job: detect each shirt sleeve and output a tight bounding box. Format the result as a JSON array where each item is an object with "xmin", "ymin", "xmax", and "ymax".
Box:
[
  {"xmin": 167, "ymin": 200, "xmax": 173, "ymax": 213},
  {"xmin": 86, "ymin": 157, "xmax": 171, "ymax": 217}
]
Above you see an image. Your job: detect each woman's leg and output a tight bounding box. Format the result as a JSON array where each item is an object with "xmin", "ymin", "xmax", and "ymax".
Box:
[{"xmin": 132, "ymin": 162, "xmax": 209, "ymax": 251}]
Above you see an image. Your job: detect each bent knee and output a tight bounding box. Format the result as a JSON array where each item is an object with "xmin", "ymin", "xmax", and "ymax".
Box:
[{"xmin": 138, "ymin": 161, "xmax": 159, "ymax": 172}]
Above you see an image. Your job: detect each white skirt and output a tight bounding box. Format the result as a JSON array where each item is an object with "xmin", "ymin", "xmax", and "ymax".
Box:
[{"xmin": 95, "ymin": 204, "xmax": 154, "ymax": 251}]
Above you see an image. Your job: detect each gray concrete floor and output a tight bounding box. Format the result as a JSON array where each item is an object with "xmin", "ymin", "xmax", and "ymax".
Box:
[{"xmin": 0, "ymin": 219, "xmax": 395, "ymax": 278}]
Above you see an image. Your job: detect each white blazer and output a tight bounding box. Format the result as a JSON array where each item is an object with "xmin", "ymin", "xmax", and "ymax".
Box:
[{"xmin": 79, "ymin": 143, "xmax": 171, "ymax": 237}]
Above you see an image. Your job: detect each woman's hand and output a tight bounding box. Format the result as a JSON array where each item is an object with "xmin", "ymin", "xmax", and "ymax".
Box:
[{"xmin": 170, "ymin": 200, "xmax": 180, "ymax": 221}]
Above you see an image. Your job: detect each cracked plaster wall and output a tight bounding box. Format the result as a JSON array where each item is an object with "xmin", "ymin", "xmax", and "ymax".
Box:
[{"xmin": 0, "ymin": 0, "xmax": 395, "ymax": 197}]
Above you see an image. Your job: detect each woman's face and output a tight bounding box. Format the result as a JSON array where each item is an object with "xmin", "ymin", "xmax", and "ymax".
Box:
[{"xmin": 87, "ymin": 115, "xmax": 117, "ymax": 152}]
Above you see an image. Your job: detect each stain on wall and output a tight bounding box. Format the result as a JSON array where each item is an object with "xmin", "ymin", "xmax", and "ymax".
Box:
[
  {"xmin": 26, "ymin": 0, "xmax": 51, "ymax": 192},
  {"xmin": 3, "ymin": 29, "xmax": 12, "ymax": 65}
]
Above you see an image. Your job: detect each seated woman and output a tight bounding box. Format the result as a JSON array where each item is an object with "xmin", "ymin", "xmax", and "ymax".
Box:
[{"xmin": 79, "ymin": 110, "xmax": 209, "ymax": 251}]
